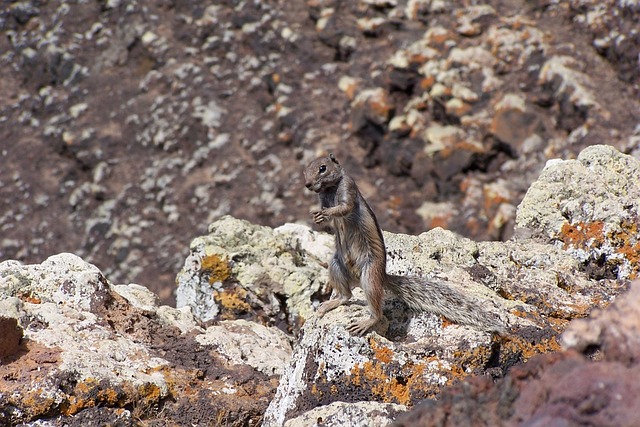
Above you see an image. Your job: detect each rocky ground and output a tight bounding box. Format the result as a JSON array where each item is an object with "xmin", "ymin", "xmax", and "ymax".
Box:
[{"xmin": 1, "ymin": 0, "xmax": 639, "ymax": 305}]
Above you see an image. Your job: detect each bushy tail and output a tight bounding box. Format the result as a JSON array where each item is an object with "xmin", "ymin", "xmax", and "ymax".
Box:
[{"xmin": 385, "ymin": 274, "xmax": 506, "ymax": 334}]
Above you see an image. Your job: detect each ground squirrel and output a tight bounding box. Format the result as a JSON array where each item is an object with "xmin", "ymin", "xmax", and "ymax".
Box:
[{"xmin": 304, "ymin": 154, "xmax": 506, "ymax": 336}]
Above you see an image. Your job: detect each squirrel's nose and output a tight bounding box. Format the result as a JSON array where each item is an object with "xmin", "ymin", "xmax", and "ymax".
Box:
[{"xmin": 305, "ymin": 182, "xmax": 312, "ymax": 189}]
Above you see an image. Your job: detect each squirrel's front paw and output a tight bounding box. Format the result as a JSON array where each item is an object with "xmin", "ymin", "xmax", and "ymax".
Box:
[{"xmin": 311, "ymin": 208, "xmax": 328, "ymax": 224}]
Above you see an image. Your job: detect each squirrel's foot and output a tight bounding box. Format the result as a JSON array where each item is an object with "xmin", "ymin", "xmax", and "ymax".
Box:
[
  {"xmin": 317, "ymin": 297, "xmax": 349, "ymax": 318},
  {"xmin": 347, "ymin": 317, "xmax": 379, "ymax": 336}
]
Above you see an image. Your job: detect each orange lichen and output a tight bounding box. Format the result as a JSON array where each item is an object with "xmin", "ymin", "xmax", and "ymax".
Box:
[
  {"xmin": 58, "ymin": 378, "xmax": 164, "ymax": 417},
  {"xmin": 560, "ymin": 221, "xmax": 605, "ymax": 249},
  {"xmin": 612, "ymin": 220, "xmax": 640, "ymax": 279},
  {"xmin": 213, "ymin": 288, "xmax": 252, "ymax": 318},
  {"xmin": 559, "ymin": 219, "xmax": 640, "ymax": 279},
  {"xmin": 136, "ymin": 383, "xmax": 163, "ymax": 405},
  {"xmin": 449, "ymin": 346, "xmax": 493, "ymax": 384},
  {"xmin": 349, "ymin": 357, "xmax": 429, "ymax": 406},
  {"xmin": 60, "ymin": 379, "xmax": 109, "ymax": 416},
  {"xmin": 369, "ymin": 338, "xmax": 394, "ymax": 364},
  {"xmin": 16, "ymin": 391, "xmax": 57, "ymax": 419},
  {"xmin": 502, "ymin": 335, "xmax": 561, "ymax": 362},
  {"xmin": 18, "ymin": 292, "xmax": 41, "ymax": 304},
  {"xmin": 201, "ymin": 254, "xmax": 232, "ymax": 284}
]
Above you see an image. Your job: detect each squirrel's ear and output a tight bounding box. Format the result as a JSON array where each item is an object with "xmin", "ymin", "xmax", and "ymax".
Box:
[{"xmin": 329, "ymin": 153, "xmax": 339, "ymax": 165}]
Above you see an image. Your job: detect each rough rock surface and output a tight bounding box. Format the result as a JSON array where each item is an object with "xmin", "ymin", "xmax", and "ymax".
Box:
[
  {"xmin": 284, "ymin": 401, "xmax": 407, "ymax": 427},
  {"xmin": 516, "ymin": 144, "xmax": 640, "ymax": 280},
  {"xmin": 0, "ymin": 253, "xmax": 291, "ymax": 426},
  {"xmin": 176, "ymin": 216, "xmax": 333, "ymax": 332},
  {"xmin": 158, "ymin": 144, "xmax": 640, "ymax": 426},
  {"xmin": 2, "ymin": 0, "xmax": 639, "ymax": 307},
  {"xmin": 260, "ymin": 229, "xmax": 625, "ymax": 426},
  {"xmin": 391, "ymin": 279, "xmax": 640, "ymax": 427}
]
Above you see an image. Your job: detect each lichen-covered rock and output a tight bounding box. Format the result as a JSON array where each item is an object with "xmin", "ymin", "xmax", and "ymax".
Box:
[
  {"xmin": 516, "ymin": 145, "xmax": 640, "ymax": 280},
  {"xmin": 195, "ymin": 319, "xmax": 292, "ymax": 376},
  {"xmin": 284, "ymin": 401, "xmax": 407, "ymax": 427},
  {"xmin": 262, "ymin": 144, "xmax": 633, "ymax": 426},
  {"xmin": 262, "ymin": 228, "xmax": 623, "ymax": 426},
  {"xmin": 176, "ymin": 215, "xmax": 332, "ymax": 331},
  {"xmin": 0, "ymin": 253, "xmax": 291, "ymax": 426},
  {"xmin": 391, "ymin": 280, "xmax": 640, "ymax": 427}
]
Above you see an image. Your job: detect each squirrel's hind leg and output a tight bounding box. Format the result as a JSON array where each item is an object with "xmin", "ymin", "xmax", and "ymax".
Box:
[
  {"xmin": 318, "ymin": 255, "xmax": 353, "ymax": 318},
  {"xmin": 347, "ymin": 263, "xmax": 385, "ymax": 336}
]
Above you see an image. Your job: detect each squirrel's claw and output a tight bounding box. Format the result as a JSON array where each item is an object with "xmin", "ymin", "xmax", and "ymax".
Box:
[
  {"xmin": 311, "ymin": 209, "xmax": 327, "ymax": 224},
  {"xmin": 347, "ymin": 318, "xmax": 378, "ymax": 336}
]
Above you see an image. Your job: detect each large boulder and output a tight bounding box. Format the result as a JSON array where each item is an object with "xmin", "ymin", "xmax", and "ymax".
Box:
[
  {"xmin": 262, "ymin": 228, "xmax": 624, "ymax": 426},
  {"xmin": 0, "ymin": 253, "xmax": 291, "ymax": 426},
  {"xmin": 516, "ymin": 144, "xmax": 640, "ymax": 280},
  {"xmin": 391, "ymin": 279, "xmax": 640, "ymax": 427}
]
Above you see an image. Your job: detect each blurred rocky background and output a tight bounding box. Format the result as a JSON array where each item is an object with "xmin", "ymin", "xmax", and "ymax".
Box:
[{"xmin": 1, "ymin": 0, "xmax": 639, "ymax": 305}]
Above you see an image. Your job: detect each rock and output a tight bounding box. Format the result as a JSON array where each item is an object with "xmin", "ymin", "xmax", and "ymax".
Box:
[
  {"xmin": 175, "ymin": 216, "xmax": 331, "ymax": 331},
  {"xmin": 538, "ymin": 55, "xmax": 609, "ymax": 127},
  {"xmin": 194, "ymin": 319, "xmax": 292, "ymax": 376},
  {"xmin": 0, "ymin": 254, "xmax": 110, "ymax": 311},
  {"xmin": 391, "ymin": 280, "xmax": 640, "ymax": 427},
  {"xmin": 516, "ymin": 145, "xmax": 640, "ymax": 280},
  {"xmin": 356, "ymin": 17, "xmax": 387, "ymax": 36},
  {"xmin": 262, "ymin": 222, "xmax": 623, "ymax": 425},
  {"xmin": 285, "ymin": 401, "xmax": 406, "ymax": 427},
  {"xmin": 455, "ymin": 5, "xmax": 496, "ymax": 37},
  {"xmin": 338, "ymin": 75, "xmax": 360, "ymax": 100},
  {"xmin": 0, "ymin": 317, "xmax": 22, "ymax": 361},
  {"xmin": 362, "ymin": 0, "xmax": 398, "ymax": 8},
  {"xmin": 491, "ymin": 93, "xmax": 542, "ymax": 151},
  {"xmin": 422, "ymin": 124, "xmax": 468, "ymax": 154},
  {"xmin": 561, "ymin": 279, "xmax": 640, "ymax": 366},
  {"xmin": 404, "ymin": 0, "xmax": 431, "ymax": 21},
  {"xmin": 0, "ymin": 254, "xmax": 291, "ymax": 426},
  {"xmin": 351, "ymin": 87, "xmax": 395, "ymax": 128},
  {"xmin": 261, "ymin": 144, "xmax": 636, "ymax": 426}
]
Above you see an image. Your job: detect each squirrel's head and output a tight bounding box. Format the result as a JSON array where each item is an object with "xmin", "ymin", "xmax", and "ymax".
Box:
[{"xmin": 304, "ymin": 154, "xmax": 342, "ymax": 193}]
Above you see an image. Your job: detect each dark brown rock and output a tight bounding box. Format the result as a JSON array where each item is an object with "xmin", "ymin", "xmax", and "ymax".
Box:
[{"xmin": 0, "ymin": 317, "xmax": 22, "ymax": 361}]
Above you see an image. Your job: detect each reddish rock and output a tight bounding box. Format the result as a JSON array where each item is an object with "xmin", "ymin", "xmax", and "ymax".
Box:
[{"xmin": 0, "ymin": 317, "xmax": 22, "ymax": 360}]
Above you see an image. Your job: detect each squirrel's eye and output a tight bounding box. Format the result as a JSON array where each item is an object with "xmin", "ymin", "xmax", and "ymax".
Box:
[{"xmin": 319, "ymin": 165, "xmax": 327, "ymax": 174}]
